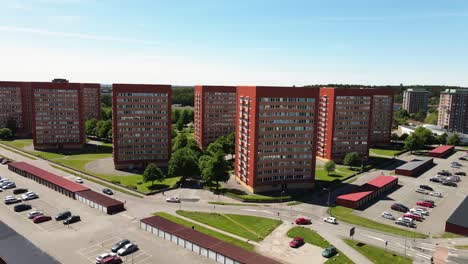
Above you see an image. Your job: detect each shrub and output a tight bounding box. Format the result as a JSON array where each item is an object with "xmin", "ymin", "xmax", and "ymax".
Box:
[{"xmin": 127, "ymin": 185, "xmax": 138, "ymax": 190}]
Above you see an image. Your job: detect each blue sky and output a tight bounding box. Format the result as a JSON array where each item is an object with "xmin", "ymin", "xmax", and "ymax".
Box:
[{"xmin": 1, "ymin": 0, "xmax": 467, "ymax": 86}]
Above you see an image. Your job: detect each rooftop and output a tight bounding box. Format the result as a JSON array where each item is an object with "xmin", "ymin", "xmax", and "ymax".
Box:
[
  {"xmin": 396, "ymin": 157, "xmax": 433, "ymax": 171},
  {"xmin": 367, "ymin": 175, "xmax": 398, "ymax": 188},
  {"xmin": 336, "ymin": 191, "xmax": 373, "ymax": 202},
  {"xmin": 446, "ymin": 196, "xmax": 468, "ymax": 228},
  {"xmin": 430, "ymin": 145, "xmax": 455, "ymax": 154},
  {"xmin": 75, "ymin": 190, "xmax": 123, "ymax": 207}
]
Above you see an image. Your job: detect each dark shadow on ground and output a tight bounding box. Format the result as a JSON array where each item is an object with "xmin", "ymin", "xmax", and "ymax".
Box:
[{"xmin": 37, "ymin": 143, "xmax": 113, "ymax": 155}]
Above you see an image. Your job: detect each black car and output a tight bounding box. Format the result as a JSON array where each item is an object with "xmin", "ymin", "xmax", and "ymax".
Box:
[
  {"xmin": 103, "ymin": 188, "xmax": 113, "ymax": 195},
  {"xmin": 442, "ymin": 181, "xmax": 457, "ymax": 187},
  {"xmin": 438, "ymin": 171, "xmax": 452, "ymax": 176},
  {"xmin": 391, "ymin": 203, "xmax": 409, "ymax": 212},
  {"xmin": 455, "ymin": 172, "xmax": 466, "ymax": 176},
  {"xmin": 14, "ymin": 204, "xmax": 32, "ymax": 212},
  {"xmin": 13, "ymin": 188, "xmax": 28, "ymax": 195},
  {"xmin": 111, "ymin": 239, "xmax": 131, "ymax": 253},
  {"xmin": 63, "ymin": 215, "xmax": 80, "ymax": 225},
  {"xmin": 55, "ymin": 211, "xmax": 71, "ymax": 221},
  {"xmin": 430, "ymin": 177, "xmax": 442, "ymax": 183},
  {"xmin": 419, "ymin": 185, "xmax": 434, "ymax": 191}
]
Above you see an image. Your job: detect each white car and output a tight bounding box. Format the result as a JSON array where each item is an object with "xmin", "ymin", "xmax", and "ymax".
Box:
[
  {"xmin": 95, "ymin": 252, "xmax": 116, "ymax": 263},
  {"xmin": 324, "ymin": 217, "xmax": 337, "ymax": 224},
  {"xmin": 22, "ymin": 192, "xmax": 39, "ymax": 201},
  {"xmin": 2, "ymin": 182, "xmax": 16, "ymax": 189},
  {"xmin": 4, "ymin": 196, "xmax": 18, "ymax": 204},
  {"xmin": 0, "ymin": 178, "xmax": 9, "ymax": 183},
  {"xmin": 28, "ymin": 211, "xmax": 43, "ymax": 219},
  {"xmin": 381, "ymin": 212, "xmax": 395, "ymax": 220},
  {"xmin": 166, "ymin": 197, "xmax": 180, "ymax": 203},
  {"xmin": 410, "ymin": 208, "xmax": 429, "ymax": 216},
  {"xmin": 429, "ymin": 192, "xmax": 443, "ymax": 198},
  {"xmin": 75, "ymin": 178, "xmax": 84, "ymax": 184},
  {"xmin": 415, "ymin": 188, "xmax": 429, "ymax": 194}
]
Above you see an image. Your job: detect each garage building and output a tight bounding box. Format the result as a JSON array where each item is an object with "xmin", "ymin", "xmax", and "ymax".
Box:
[
  {"xmin": 140, "ymin": 216, "xmax": 281, "ymax": 264},
  {"xmin": 428, "ymin": 145, "xmax": 455, "ymax": 158},
  {"xmin": 75, "ymin": 190, "xmax": 124, "ymax": 215},
  {"xmin": 8, "ymin": 162, "xmax": 89, "ymax": 199},
  {"xmin": 395, "ymin": 157, "xmax": 434, "ymax": 176},
  {"xmin": 336, "ymin": 175, "xmax": 398, "ymax": 209},
  {"xmin": 445, "ymin": 196, "xmax": 468, "ymax": 236}
]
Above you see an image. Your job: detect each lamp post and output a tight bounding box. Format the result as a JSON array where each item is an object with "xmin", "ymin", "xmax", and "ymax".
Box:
[{"xmin": 324, "ymin": 188, "xmax": 331, "ymax": 207}]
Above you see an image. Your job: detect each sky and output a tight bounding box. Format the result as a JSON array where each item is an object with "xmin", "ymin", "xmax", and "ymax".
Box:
[{"xmin": 1, "ymin": 0, "xmax": 467, "ymax": 87}]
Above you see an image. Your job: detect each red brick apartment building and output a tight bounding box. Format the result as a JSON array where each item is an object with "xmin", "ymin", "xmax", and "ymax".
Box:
[
  {"xmin": 31, "ymin": 82, "xmax": 85, "ymax": 150},
  {"xmin": 82, "ymin": 83, "xmax": 101, "ymax": 120},
  {"xmin": 317, "ymin": 88, "xmax": 394, "ymax": 162},
  {"xmin": 194, "ymin": 85, "xmax": 236, "ymax": 148},
  {"xmin": 438, "ymin": 89, "xmax": 468, "ymax": 134},
  {"xmin": 112, "ymin": 84, "xmax": 172, "ymax": 170},
  {"xmin": 0, "ymin": 81, "xmax": 33, "ymax": 137},
  {"xmin": 235, "ymin": 86, "xmax": 319, "ymax": 193}
]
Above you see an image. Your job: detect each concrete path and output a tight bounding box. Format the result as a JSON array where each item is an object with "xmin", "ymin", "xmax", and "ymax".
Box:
[{"xmin": 316, "ymin": 229, "xmax": 373, "ymax": 264}]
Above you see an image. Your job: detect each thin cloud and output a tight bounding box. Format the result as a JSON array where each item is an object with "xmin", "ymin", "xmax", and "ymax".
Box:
[{"xmin": 0, "ymin": 26, "xmax": 159, "ymax": 45}]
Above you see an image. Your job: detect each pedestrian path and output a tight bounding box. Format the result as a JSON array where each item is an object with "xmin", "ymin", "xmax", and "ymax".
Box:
[{"xmin": 316, "ymin": 229, "xmax": 373, "ymax": 264}]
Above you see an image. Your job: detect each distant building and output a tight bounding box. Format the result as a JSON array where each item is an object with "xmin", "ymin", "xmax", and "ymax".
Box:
[
  {"xmin": 112, "ymin": 84, "xmax": 172, "ymax": 170},
  {"xmin": 100, "ymin": 84, "xmax": 112, "ymax": 95},
  {"xmin": 0, "ymin": 81, "xmax": 33, "ymax": 137},
  {"xmin": 398, "ymin": 124, "xmax": 468, "ymax": 144},
  {"xmin": 438, "ymin": 89, "xmax": 468, "ymax": 134},
  {"xmin": 82, "ymin": 83, "xmax": 101, "ymax": 120},
  {"xmin": 235, "ymin": 86, "xmax": 319, "ymax": 193},
  {"xmin": 31, "ymin": 82, "xmax": 85, "ymax": 150},
  {"xmin": 194, "ymin": 85, "xmax": 236, "ymax": 148},
  {"xmin": 402, "ymin": 89, "xmax": 429, "ymax": 114}
]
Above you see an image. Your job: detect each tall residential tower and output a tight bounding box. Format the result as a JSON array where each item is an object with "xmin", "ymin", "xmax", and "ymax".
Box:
[{"xmin": 438, "ymin": 89, "xmax": 468, "ymax": 134}]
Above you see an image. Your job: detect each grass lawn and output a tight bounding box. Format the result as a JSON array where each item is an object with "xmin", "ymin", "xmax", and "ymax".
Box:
[
  {"xmin": 436, "ymin": 232, "xmax": 465, "ymax": 238},
  {"xmin": 1, "ymin": 139, "xmax": 33, "ymax": 149},
  {"xmin": 176, "ymin": 210, "xmax": 281, "ymax": 242},
  {"xmin": 315, "ymin": 165, "xmax": 356, "ymax": 182},
  {"xmin": 329, "ymin": 206, "xmax": 428, "ymax": 239},
  {"xmin": 344, "ymin": 239, "xmax": 412, "ymax": 264},
  {"xmin": 286, "ymin": 201, "xmax": 303, "ymax": 206},
  {"xmin": 153, "ymin": 212, "xmax": 254, "ymax": 251},
  {"xmin": 208, "ymin": 202, "xmax": 260, "ymax": 207},
  {"xmin": 370, "ymin": 147, "xmax": 406, "ymax": 157},
  {"xmin": 455, "ymin": 245, "xmax": 468, "ymax": 250},
  {"xmin": 287, "ymin": 227, "xmax": 354, "ymax": 264}
]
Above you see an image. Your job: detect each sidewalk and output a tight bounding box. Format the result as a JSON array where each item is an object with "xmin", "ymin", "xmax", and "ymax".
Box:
[{"xmin": 316, "ymin": 229, "xmax": 373, "ymax": 264}]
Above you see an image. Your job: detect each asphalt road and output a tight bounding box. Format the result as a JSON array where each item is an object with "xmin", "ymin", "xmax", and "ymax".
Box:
[{"xmin": 0, "ymin": 221, "xmax": 60, "ymax": 264}]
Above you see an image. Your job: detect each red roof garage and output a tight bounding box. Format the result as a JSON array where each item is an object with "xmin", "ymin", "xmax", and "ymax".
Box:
[
  {"xmin": 75, "ymin": 190, "xmax": 125, "ymax": 215},
  {"xmin": 428, "ymin": 145, "xmax": 455, "ymax": 158},
  {"xmin": 336, "ymin": 176, "xmax": 398, "ymax": 209}
]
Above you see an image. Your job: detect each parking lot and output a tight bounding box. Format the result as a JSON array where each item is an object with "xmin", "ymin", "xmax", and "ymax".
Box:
[{"xmin": 354, "ymin": 150, "xmax": 468, "ymax": 235}]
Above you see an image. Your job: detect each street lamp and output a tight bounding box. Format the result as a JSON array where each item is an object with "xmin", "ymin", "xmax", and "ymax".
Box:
[{"xmin": 324, "ymin": 188, "xmax": 331, "ymax": 207}]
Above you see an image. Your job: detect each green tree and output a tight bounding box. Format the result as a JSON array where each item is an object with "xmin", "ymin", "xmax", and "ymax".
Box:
[
  {"xmin": 391, "ymin": 133, "xmax": 399, "ymax": 141},
  {"xmin": 172, "ymin": 109, "xmax": 181, "ymax": 124},
  {"xmin": 107, "ymin": 128, "xmax": 113, "ymax": 139},
  {"xmin": 186, "ymin": 139, "xmax": 203, "ymax": 160},
  {"xmin": 97, "ymin": 120, "xmax": 112, "ymax": 139},
  {"xmin": 413, "ymin": 110, "xmax": 427, "ymax": 122},
  {"xmin": 224, "ymin": 132, "xmax": 236, "ymax": 155},
  {"xmin": 143, "ymin": 163, "xmax": 165, "ymax": 187},
  {"xmin": 85, "ymin": 118, "xmax": 98, "ymax": 136},
  {"xmin": 412, "ymin": 127, "xmax": 435, "ymax": 146},
  {"xmin": 424, "ymin": 111, "xmax": 438, "ymax": 125},
  {"xmin": 173, "ymin": 133, "xmax": 188, "ymax": 152},
  {"xmin": 447, "ymin": 134, "xmax": 460, "ymax": 146},
  {"xmin": 199, "ymin": 151, "xmax": 230, "ymax": 190},
  {"xmin": 343, "ymin": 152, "xmax": 360, "ymax": 167},
  {"xmin": 101, "ymin": 107, "xmax": 112, "ymax": 120},
  {"xmin": 101, "ymin": 94, "xmax": 112, "ymax": 108},
  {"xmin": 168, "ymin": 148, "xmax": 200, "ymax": 178},
  {"xmin": 176, "ymin": 118, "xmax": 184, "ymax": 131},
  {"xmin": 207, "ymin": 142, "xmax": 224, "ymax": 156},
  {"xmin": 436, "ymin": 133, "xmax": 448, "ymax": 145},
  {"xmin": 324, "ymin": 161, "xmax": 336, "ymax": 176},
  {"xmin": 404, "ymin": 135, "xmax": 423, "ymax": 153},
  {"xmin": 399, "ymin": 133, "xmax": 409, "ymax": 141},
  {"xmin": 0, "ymin": 128, "xmax": 13, "ymax": 139}
]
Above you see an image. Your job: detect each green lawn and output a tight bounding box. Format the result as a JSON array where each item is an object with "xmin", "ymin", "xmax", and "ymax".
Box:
[
  {"xmin": 153, "ymin": 212, "xmax": 254, "ymax": 251},
  {"xmin": 370, "ymin": 148, "xmax": 405, "ymax": 157},
  {"xmin": 286, "ymin": 201, "xmax": 303, "ymax": 206},
  {"xmin": 455, "ymin": 245, "xmax": 468, "ymax": 250},
  {"xmin": 436, "ymin": 232, "xmax": 465, "ymax": 238},
  {"xmin": 287, "ymin": 227, "xmax": 354, "ymax": 264},
  {"xmin": 208, "ymin": 202, "xmax": 260, "ymax": 207},
  {"xmin": 315, "ymin": 165, "xmax": 356, "ymax": 182},
  {"xmin": 329, "ymin": 206, "xmax": 428, "ymax": 239},
  {"xmin": 1, "ymin": 139, "xmax": 33, "ymax": 149},
  {"xmin": 176, "ymin": 210, "xmax": 281, "ymax": 242},
  {"xmin": 344, "ymin": 239, "xmax": 412, "ymax": 264}
]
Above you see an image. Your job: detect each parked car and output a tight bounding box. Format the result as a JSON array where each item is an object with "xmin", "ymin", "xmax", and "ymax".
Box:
[
  {"xmin": 13, "ymin": 188, "xmax": 28, "ymax": 195},
  {"xmin": 0, "ymin": 178, "xmax": 10, "ymax": 183},
  {"xmin": 429, "ymin": 192, "xmax": 443, "ymax": 198},
  {"xmin": 117, "ymin": 243, "xmax": 138, "ymax": 256},
  {"xmin": 14, "ymin": 204, "xmax": 32, "ymax": 212},
  {"xmin": 166, "ymin": 197, "xmax": 180, "ymax": 203},
  {"xmin": 322, "ymin": 246, "xmax": 338, "ymax": 258},
  {"xmin": 416, "ymin": 201, "xmax": 434, "ymax": 208},
  {"xmin": 33, "ymin": 215, "xmax": 52, "ymax": 223},
  {"xmin": 294, "ymin": 218, "xmax": 311, "ymax": 225},
  {"xmin": 415, "ymin": 188, "xmax": 429, "ymax": 194},
  {"xmin": 289, "ymin": 237, "xmax": 304, "ymax": 248},
  {"xmin": 63, "ymin": 215, "xmax": 81, "ymax": 225},
  {"xmin": 55, "ymin": 211, "xmax": 71, "ymax": 221},
  {"xmin": 75, "ymin": 178, "xmax": 84, "ymax": 184},
  {"xmin": 2, "ymin": 182, "xmax": 16, "ymax": 189},
  {"xmin": 95, "ymin": 253, "xmax": 117, "ymax": 264},
  {"xmin": 430, "ymin": 177, "xmax": 442, "ymax": 183},
  {"xmin": 391, "ymin": 203, "xmax": 409, "ymax": 212},
  {"xmin": 100, "ymin": 256, "xmax": 122, "ymax": 264},
  {"xmin": 395, "ymin": 218, "xmax": 416, "ymax": 228},
  {"xmin": 28, "ymin": 211, "xmax": 43, "ymax": 219},
  {"xmin": 454, "ymin": 172, "xmax": 466, "ymax": 176},
  {"xmin": 419, "ymin": 185, "xmax": 434, "ymax": 191},
  {"xmin": 111, "ymin": 239, "xmax": 131, "ymax": 253},
  {"xmin": 451, "ymin": 162, "xmax": 462, "ymax": 166},
  {"xmin": 403, "ymin": 213, "xmax": 423, "ymax": 221},
  {"xmin": 1, "ymin": 159, "xmax": 10, "ymax": 165},
  {"xmin": 446, "ymin": 176, "xmax": 460, "ymax": 182},
  {"xmin": 381, "ymin": 212, "xmax": 395, "ymax": 220},
  {"xmin": 438, "ymin": 171, "xmax": 452, "ymax": 176},
  {"xmin": 441, "ymin": 181, "xmax": 457, "ymax": 187},
  {"xmin": 102, "ymin": 188, "xmax": 113, "ymax": 195},
  {"xmin": 422, "ymin": 199, "xmax": 435, "ymax": 205},
  {"xmin": 408, "ymin": 210, "xmax": 425, "ymax": 219},
  {"xmin": 459, "ymin": 156, "xmax": 467, "ymax": 161},
  {"xmin": 410, "ymin": 208, "xmax": 429, "ymax": 216},
  {"xmin": 323, "ymin": 217, "xmax": 337, "ymax": 224},
  {"xmin": 4, "ymin": 196, "xmax": 19, "ymax": 205},
  {"xmin": 22, "ymin": 192, "xmax": 39, "ymax": 201}
]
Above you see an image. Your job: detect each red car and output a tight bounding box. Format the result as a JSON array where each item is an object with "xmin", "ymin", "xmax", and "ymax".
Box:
[
  {"xmin": 289, "ymin": 237, "xmax": 304, "ymax": 248},
  {"xmin": 295, "ymin": 218, "xmax": 312, "ymax": 225},
  {"xmin": 403, "ymin": 213, "xmax": 422, "ymax": 221},
  {"xmin": 33, "ymin": 215, "xmax": 52, "ymax": 223},
  {"xmin": 100, "ymin": 256, "xmax": 123, "ymax": 264},
  {"xmin": 416, "ymin": 201, "xmax": 433, "ymax": 208}
]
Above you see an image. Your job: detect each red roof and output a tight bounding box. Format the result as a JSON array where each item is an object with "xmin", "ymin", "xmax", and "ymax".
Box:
[
  {"xmin": 9, "ymin": 162, "xmax": 90, "ymax": 193},
  {"xmin": 367, "ymin": 175, "xmax": 398, "ymax": 188},
  {"xmin": 336, "ymin": 191, "xmax": 373, "ymax": 202},
  {"xmin": 430, "ymin": 145, "xmax": 454, "ymax": 154}
]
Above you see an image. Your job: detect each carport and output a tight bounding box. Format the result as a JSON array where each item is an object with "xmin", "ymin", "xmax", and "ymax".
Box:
[
  {"xmin": 75, "ymin": 190, "xmax": 125, "ymax": 215},
  {"xmin": 445, "ymin": 196, "xmax": 468, "ymax": 236},
  {"xmin": 428, "ymin": 145, "xmax": 455, "ymax": 158}
]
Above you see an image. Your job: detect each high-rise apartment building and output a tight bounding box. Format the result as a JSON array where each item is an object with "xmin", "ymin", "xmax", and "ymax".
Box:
[
  {"xmin": 402, "ymin": 89, "xmax": 429, "ymax": 114},
  {"xmin": 31, "ymin": 82, "xmax": 85, "ymax": 150},
  {"xmin": 194, "ymin": 85, "xmax": 236, "ymax": 148},
  {"xmin": 317, "ymin": 88, "xmax": 394, "ymax": 162},
  {"xmin": 82, "ymin": 83, "xmax": 101, "ymax": 120},
  {"xmin": 112, "ymin": 84, "xmax": 172, "ymax": 169},
  {"xmin": 235, "ymin": 86, "xmax": 319, "ymax": 193},
  {"xmin": 0, "ymin": 81, "xmax": 33, "ymax": 137},
  {"xmin": 438, "ymin": 89, "xmax": 468, "ymax": 134}
]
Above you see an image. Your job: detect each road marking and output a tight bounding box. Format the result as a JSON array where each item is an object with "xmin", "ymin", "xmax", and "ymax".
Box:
[{"xmin": 362, "ymin": 234, "xmax": 386, "ymax": 242}]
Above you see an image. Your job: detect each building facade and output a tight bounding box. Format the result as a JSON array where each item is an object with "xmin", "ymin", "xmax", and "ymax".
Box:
[
  {"xmin": 0, "ymin": 81, "xmax": 33, "ymax": 137},
  {"xmin": 438, "ymin": 89, "xmax": 468, "ymax": 134},
  {"xmin": 194, "ymin": 86, "xmax": 236, "ymax": 148},
  {"xmin": 112, "ymin": 84, "xmax": 172, "ymax": 170},
  {"xmin": 31, "ymin": 82, "xmax": 85, "ymax": 149},
  {"xmin": 317, "ymin": 88, "xmax": 394, "ymax": 162},
  {"xmin": 82, "ymin": 83, "xmax": 101, "ymax": 120},
  {"xmin": 235, "ymin": 86, "xmax": 319, "ymax": 193},
  {"xmin": 402, "ymin": 89, "xmax": 429, "ymax": 114}
]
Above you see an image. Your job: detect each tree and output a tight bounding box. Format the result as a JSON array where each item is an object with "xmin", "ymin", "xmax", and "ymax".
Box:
[
  {"xmin": 207, "ymin": 142, "xmax": 224, "ymax": 156},
  {"xmin": 168, "ymin": 148, "xmax": 200, "ymax": 178},
  {"xmin": 447, "ymin": 134, "xmax": 460, "ymax": 146},
  {"xmin": 424, "ymin": 111, "xmax": 438, "ymax": 125},
  {"xmin": 186, "ymin": 139, "xmax": 203, "ymax": 160},
  {"xmin": 0, "ymin": 128, "xmax": 13, "ymax": 139},
  {"xmin": 199, "ymin": 151, "xmax": 230, "ymax": 190},
  {"xmin": 412, "ymin": 127, "xmax": 435, "ymax": 146},
  {"xmin": 172, "ymin": 109, "xmax": 181, "ymax": 124},
  {"xmin": 101, "ymin": 108, "xmax": 112, "ymax": 120},
  {"xmin": 404, "ymin": 135, "xmax": 423, "ymax": 153},
  {"xmin": 97, "ymin": 120, "xmax": 112, "ymax": 139},
  {"xmin": 343, "ymin": 152, "xmax": 360, "ymax": 167},
  {"xmin": 413, "ymin": 110, "xmax": 427, "ymax": 122},
  {"xmin": 176, "ymin": 118, "xmax": 184, "ymax": 131},
  {"xmin": 143, "ymin": 163, "xmax": 165, "ymax": 187},
  {"xmin": 172, "ymin": 133, "xmax": 188, "ymax": 152},
  {"xmin": 399, "ymin": 133, "xmax": 409, "ymax": 141},
  {"xmin": 101, "ymin": 94, "xmax": 112, "ymax": 108},
  {"xmin": 224, "ymin": 132, "xmax": 236, "ymax": 155},
  {"xmin": 436, "ymin": 133, "xmax": 447, "ymax": 145},
  {"xmin": 391, "ymin": 133, "xmax": 399, "ymax": 141},
  {"xmin": 324, "ymin": 161, "xmax": 336, "ymax": 176},
  {"xmin": 107, "ymin": 128, "xmax": 113, "ymax": 140},
  {"xmin": 85, "ymin": 118, "xmax": 98, "ymax": 136}
]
